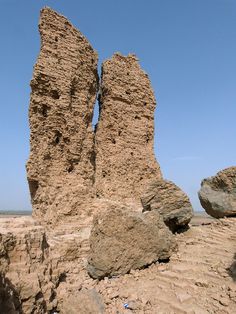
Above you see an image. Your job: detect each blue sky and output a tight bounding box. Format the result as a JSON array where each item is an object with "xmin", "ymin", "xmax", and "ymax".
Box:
[{"xmin": 0, "ymin": 0, "xmax": 235, "ymax": 211}]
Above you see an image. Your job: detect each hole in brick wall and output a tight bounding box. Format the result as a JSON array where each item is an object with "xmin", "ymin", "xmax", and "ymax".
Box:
[
  {"xmin": 63, "ymin": 137, "xmax": 70, "ymax": 144},
  {"xmin": 42, "ymin": 104, "xmax": 49, "ymax": 117},
  {"xmin": 70, "ymin": 83, "xmax": 75, "ymax": 96},
  {"xmin": 32, "ymin": 107, "xmax": 37, "ymax": 114},
  {"xmin": 70, "ymin": 77, "xmax": 77, "ymax": 97},
  {"xmin": 51, "ymin": 90, "xmax": 60, "ymax": 99},
  {"xmin": 67, "ymin": 164, "xmax": 74, "ymax": 173},
  {"xmin": 54, "ymin": 131, "xmax": 62, "ymax": 145},
  {"xmin": 28, "ymin": 179, "xmax": 39, "ymax": 200}
]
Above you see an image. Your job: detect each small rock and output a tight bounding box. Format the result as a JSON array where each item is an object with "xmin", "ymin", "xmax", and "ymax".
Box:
[
  {"xmin": 195, "ymin": 280, "xmax": 209, "ymax": 288},
  {"xmin": 176, "ymin": 292, "xmax": 192, "ymax": 303},
  {"xmin": 219, "ymin": 297, "xmax": 230, "ymax": 307},
  {"xmin": 127, "ymin": 300, "xmax": 140, "ymax": 310},
  {"xmin": 109, "ymin": 291, "xmax": 119, "ymax": 299}
]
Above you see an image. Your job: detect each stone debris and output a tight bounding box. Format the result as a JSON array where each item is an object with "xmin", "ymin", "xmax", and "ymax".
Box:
[{"xmin": 198, "ymin": 166, "xmax": 236, "ymax": 218}]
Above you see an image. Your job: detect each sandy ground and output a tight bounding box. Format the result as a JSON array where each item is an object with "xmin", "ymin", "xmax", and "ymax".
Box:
[
  {"xmin": 0, "ymin": 211, "xmax": 211, "ymax": 220},
  {"xmin": 94, "ymin": 217, "xmax": 236, "ymax": 313},
  {"xmin": 190, "ymin": 212, "xmax": 216, "ymax": 226},
  {"xmin": 0, "ymin": 212, "xmax": 235, "ymax": 313},
  {"xmin": 0, "ymin": 211, "xmax": 32, "ymax": 218}
]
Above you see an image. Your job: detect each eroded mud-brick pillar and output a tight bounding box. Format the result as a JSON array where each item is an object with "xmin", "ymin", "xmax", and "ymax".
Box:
[
  {"xmin": 95, "ymin": 53, "xmax": 162, "ymax": 204},
  {"xmin": 27, "ymin": 8, "xmax": 98, "ymax": 224}
]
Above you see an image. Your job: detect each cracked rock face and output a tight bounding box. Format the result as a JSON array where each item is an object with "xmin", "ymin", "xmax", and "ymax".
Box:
[
  {"xmin": 95, "ymin": 53, "xmax": 162, "ymax": 203},
  {"xmin": 27, "ymin": 8, "xmax": 98, "ymax": 224},
  {"xmin": 198, "ymin": 167, "xmax": 236, "ymax": 218}
]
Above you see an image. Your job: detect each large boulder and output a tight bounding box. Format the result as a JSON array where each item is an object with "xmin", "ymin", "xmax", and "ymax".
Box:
[
  {"xmin": 141, "ymin": 179, "xmax": 193, "ymax": 232},
  {"xmin": 87, "ymin": 207, "xmax": 176, "ymax": 279},
  {"xmin": 198, "ymin": 167, "xmax": 236, "ymax": 218}
]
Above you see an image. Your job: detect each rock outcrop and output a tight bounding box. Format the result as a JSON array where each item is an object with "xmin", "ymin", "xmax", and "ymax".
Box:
[
  {"xmin": 141, "ymin": 179, "xmax": 193, "ymax": 232},
  {"xmin": 95, "ymin": 53, "xmax": 162, "ymax": 203},
  {"xmin": 198, "ymin": 167, "xmax": 236, "ymax": 218},
  {"xmin": 87, "ymin": 207, "xmax": 176, "ymax": 279},
  {"xmin": 26, "ymin": 7, "xmax": 98, "ymax": 224}
]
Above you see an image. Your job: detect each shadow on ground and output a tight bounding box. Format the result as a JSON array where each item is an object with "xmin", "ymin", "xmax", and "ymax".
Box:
[
  {"xmin": 0, "ymin": 273, "xmax": 22, "ymax": 314},
  {"xmin": 227, "ymin": 253, "xmax": 236, "ymax": 281}
]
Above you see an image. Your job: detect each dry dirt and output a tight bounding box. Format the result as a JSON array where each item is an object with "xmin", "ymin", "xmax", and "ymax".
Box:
[
  {"xmin": 93, "ymin": 216, "xmax": 236, "ymax": 314},
  {"xmin": 0, "ymin": 214, "xmax": 235, "ymax": 313}
]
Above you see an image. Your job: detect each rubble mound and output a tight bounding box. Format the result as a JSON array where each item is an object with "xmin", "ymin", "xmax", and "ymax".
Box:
[{"xmin": 198, "ymin": 167, "xmax": 236, "ymax": 218}]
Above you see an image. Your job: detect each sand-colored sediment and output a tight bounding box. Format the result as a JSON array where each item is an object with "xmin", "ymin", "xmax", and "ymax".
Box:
[{"xmin": 0, "ymin": 214, "xmax": 235, "ymax": 312}]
